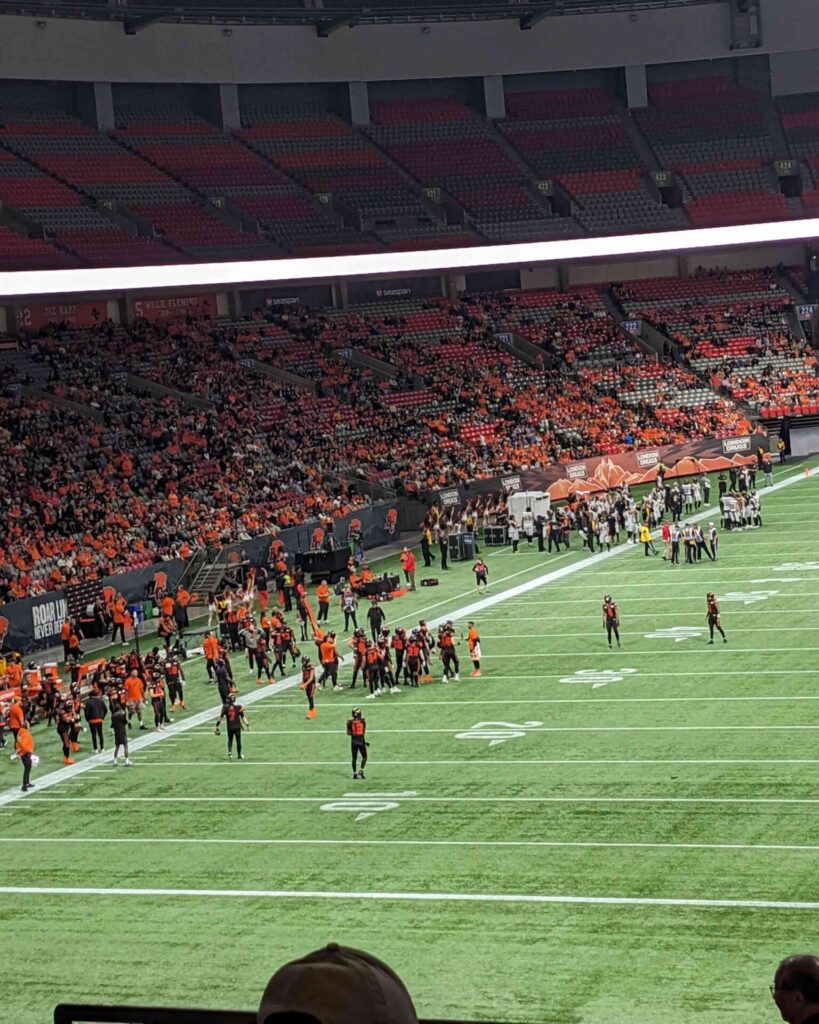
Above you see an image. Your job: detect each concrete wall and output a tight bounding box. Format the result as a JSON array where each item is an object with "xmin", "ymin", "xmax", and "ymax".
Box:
[
  {"xmin": 770, "ymin": 48, "xmax": 819, "ymax": 97},
  {"xmin": 567, "ymin": 256, "xmax": 680, "ymax": 286},
  {"xmin": 0, "ymin": 1, "xmax": 816, "ymax": 85}
]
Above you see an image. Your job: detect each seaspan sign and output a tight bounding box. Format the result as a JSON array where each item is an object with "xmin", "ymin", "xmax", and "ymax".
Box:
[
  {"xmin": 722, "ymin": 436, "xmax": 752, "ymax": 455},
  {"xmin": 636, "ymin": 450, "xmax": 661, "ymax": 468}
]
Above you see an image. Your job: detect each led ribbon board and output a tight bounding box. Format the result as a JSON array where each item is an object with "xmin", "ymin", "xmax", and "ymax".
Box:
[{"xmin": 0, "ymin": 217, "xmax": 817, "ymax": 298}]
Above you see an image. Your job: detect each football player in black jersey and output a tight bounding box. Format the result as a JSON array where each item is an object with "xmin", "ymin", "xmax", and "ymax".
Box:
[
  {"xmin": 215, "ymin": 694, "xmax": 250, "ymax": 759},
  {"xmin": 347, "ymin": 707, "xmax": 368, "ymax": 779}
]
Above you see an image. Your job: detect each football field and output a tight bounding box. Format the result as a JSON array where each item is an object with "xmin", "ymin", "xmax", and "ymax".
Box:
[{"xmin": 3, "ymin": 462, "xmax": 819, "ymax": 1024}]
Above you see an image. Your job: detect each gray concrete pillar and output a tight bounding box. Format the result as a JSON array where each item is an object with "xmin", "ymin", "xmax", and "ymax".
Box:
[
  {"xmin": 348, "ymin": 81, "xmax": 370, "ymax": 125},
  {"xmin": 483, "ymin": 75, "xmax": 506, "ymax": 120},
  {"xmin": 625, "ymin": 65, "xmax": 648, "ymax": 109},
  {"xmin": 90, "ymin": 83, "xmax": 115, "ymax": 130},
  {"xmin": 218, "ymin": 84, "xmax": 241, "ymax": 130}
]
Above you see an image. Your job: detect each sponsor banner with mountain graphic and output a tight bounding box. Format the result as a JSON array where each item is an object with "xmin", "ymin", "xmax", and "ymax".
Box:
[
  {"xmin": 427, "ymin": 435, "xmax": 761, "ymax": 506},
  {"xmin": 518, "ymin": 435, "xmax": 758, "ymax": 500}
]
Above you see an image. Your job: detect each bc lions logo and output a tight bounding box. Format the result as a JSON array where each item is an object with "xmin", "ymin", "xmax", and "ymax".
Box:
[
  {"xmin": 102, "ymin": 585, "xmax": 116, "ymax": 608},
  {"xmin": 0, "ymin": 615, "xmax": 8, "ymax": 647},
  {"xmin": 153, "ymin": 571, "xmax": 168, "ymax": 593},
  {"xmin": 271, "ymin": 539, "xmax": 284, "ymax": 557},
  {"xmin": 384, "ymin": 507, "xmax": 398, "ymax": 536},
  {"xmin": 347, "ymin": 518, "xmax": 362, "ymax": 540},
  {"xmin": 311, "ymin": 527, "xmax": 325, "ymax": 549}
]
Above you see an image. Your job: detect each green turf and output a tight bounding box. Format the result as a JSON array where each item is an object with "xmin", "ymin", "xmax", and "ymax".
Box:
[{"xmin": 2, "ymin": 462, "xmax": 817, "ymax": 1024}]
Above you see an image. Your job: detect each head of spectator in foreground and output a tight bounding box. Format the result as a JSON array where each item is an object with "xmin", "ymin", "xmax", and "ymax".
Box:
[
  {"xmin": 772, "ymin": 956, "xmax": 819, "ymax": 1024},
  {"xmin": 258, "ymin": 943, "xmax": 418, "ymax": 1024}
]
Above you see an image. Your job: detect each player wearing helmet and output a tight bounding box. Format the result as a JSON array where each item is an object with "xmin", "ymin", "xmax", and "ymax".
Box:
[
  {"xmin": 316, "ymin": 631, "xmax": 342, "ymax": 691},
  {"xmin": 253, "ymin": 632, "xmax": 273, "ymax": 687},
  {"xmin": 602, "ymin": 595, "xmax": 620, "ymax": 649},
  {"xmin": 165, "ymin": 654, "xmax": 186, "ymax": 711},
  {"xmin": 348, "ymin": 627, "xmax": 368, "ymax": 690},
  {"xmin": 438, "ymin": 623, "xmax": 460, "ymax": 683},
  {"xmin": 391, "ymin": 627, "xmax": 407, "ymax": 685},
  {"xmin": 347, "ymin": 707, "xmax": 368, "ymax": 779},
  {"xmin": 215, "ymin": 693, "xmax": 250, "ymax": 760},
  {"xmin": 377, "ymin": 636, "xmax": 400, "ymax": 694},
  {"xmin": 706, "ymin": 593, "xmax": 727, "ymax": 644},
  {"xmin": 300, "ymin": 656, "xmax": 318, "ymax": 719},
  {"xmin": 405, "ymin": 630, "xmax": 422, "ymax": 687},
  {"xmin": 364, "ymin": 640, "xmax": 381, "ymax": 699}
]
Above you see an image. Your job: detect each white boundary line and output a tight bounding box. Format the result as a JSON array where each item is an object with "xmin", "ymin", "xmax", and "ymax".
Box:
[
  {"xmin": 103, "ymin": 757, "xmax": 819, "ymax": 767},
  {"xmin": 1, "ymin": 836, "xmax": 817, "ymax": 853},
  {"xmin": 243, "ymin": 695, "xmax": 819, "ymax": 710},
  {"xmin": 25, "ymin": 794, "xmax": 819, "ymax": 805},
  {"xmin": 183, "ymin": 725, "xmax": 819, "ymax": 735},
  {"xmin": 0, "ymin": 883, "xmax": 816, "ymax": 911},
  {"xmin": 4, "ymin": 462, "xmax": 815, "ymax": 806}
]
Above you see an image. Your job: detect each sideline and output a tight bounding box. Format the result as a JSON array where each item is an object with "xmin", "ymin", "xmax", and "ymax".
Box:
[
  {"xmin": 1, "ymin": 835, "xmax": 817, "ymax": 852},
  {"xmin": 4, "ymin": 462, "xmax": 815, "ymax": 807},
  {"xmin": 0, "ymin": 883, "xmax": 816, "ymax": 911}
]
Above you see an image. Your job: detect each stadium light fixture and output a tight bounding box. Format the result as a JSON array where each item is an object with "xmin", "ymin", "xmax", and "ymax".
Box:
[{"xmin": 1, "ymin": 217, "xmax": 818, "ymax": 299}]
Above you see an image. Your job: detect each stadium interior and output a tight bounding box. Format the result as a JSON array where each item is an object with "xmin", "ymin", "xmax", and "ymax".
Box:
[{"xmin": 3, "ymin": 0, "xmax": 819, "ymax": 1022}]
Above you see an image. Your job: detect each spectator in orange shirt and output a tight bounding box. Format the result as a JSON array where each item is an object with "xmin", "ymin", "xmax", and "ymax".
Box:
[
  {"xmin": 14, "ymin": 721, "xmax": 35, "ymax": 791},
  {"xmin": 60, "ymin": 618, "xmax": 71, "ymax": 660},
  {"xmin": 8, "ymin": 696, "xmax": 25, "ymax": 744},
  {"xmin": 111, "ymin": 595, "xmax": 127, "ymax": 645},
  {"xmin": 124, "ymin": 669, "xmax": 147, "ymax": 730},
  {"xmin": 203, "ymin": 631, "xmax": 220, "ymax": 681},
  {"xmin": 316, "ymin": 580, "xmax": 331, "ymax": 623}
]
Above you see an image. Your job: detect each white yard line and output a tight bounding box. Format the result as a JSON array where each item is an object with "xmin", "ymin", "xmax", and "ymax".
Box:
[
  {"xmin": 247, "ymin": 694, "xmax": 819, "ymax": 711},
  {"xmin": 503, "ymin": 587, "xmax": 819, "ymax": 599},
  {"xmin": 102, "ymin": 757, "xmax": 819, "ymax": 767},
  {"xmin": 188, "ymin": 724, "xmax": 819, "ymax": 734},
  {"xmin": 479, "ymin": 648, "xmax": 819, "ymax": 658},
  {"xmin": 4, "ymin": 462, "xmax": 814, "ymax": 807},
  {"xmin": 1, "ymin": 836, "xmax": 818, "ymax": 853},
  {"xmin": 500, "ymin": 610, "xmax": 819, "ymax": 620},
  {"xmin": 477, "ymin": 627, "xmax": 818, "ymax": 639},
  {"xmin": 24, "ymin": 794, "xmax": 819, "ymax": 805},
  {"xmin": 0, "ymin": 884, "xmax": 816, "ymax": 911}
]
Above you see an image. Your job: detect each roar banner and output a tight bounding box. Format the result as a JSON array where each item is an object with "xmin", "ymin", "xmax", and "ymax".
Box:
[{"xmin": 0, "ymin": 590, "xmax": 69, "ymax": 655}]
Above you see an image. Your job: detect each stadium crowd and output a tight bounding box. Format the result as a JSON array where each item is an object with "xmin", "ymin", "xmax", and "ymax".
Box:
[{"xmin": 0, "ymin": 267, "xmax": 799, "ymax": 602}]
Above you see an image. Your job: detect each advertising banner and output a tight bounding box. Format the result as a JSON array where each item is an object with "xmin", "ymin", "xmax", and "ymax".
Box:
[
  {"xmin": 0, "ymin": 590, "xmax": 68, "ymax": 655},
  {"xmin": 427, "ymin": 435, "xmax": 758, "ymax": 506}
]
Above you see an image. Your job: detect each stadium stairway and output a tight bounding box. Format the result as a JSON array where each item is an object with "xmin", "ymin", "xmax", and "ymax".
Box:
[{"xmin": 615, "ymin": 100, "xmax": 662, "ymax": 173}]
